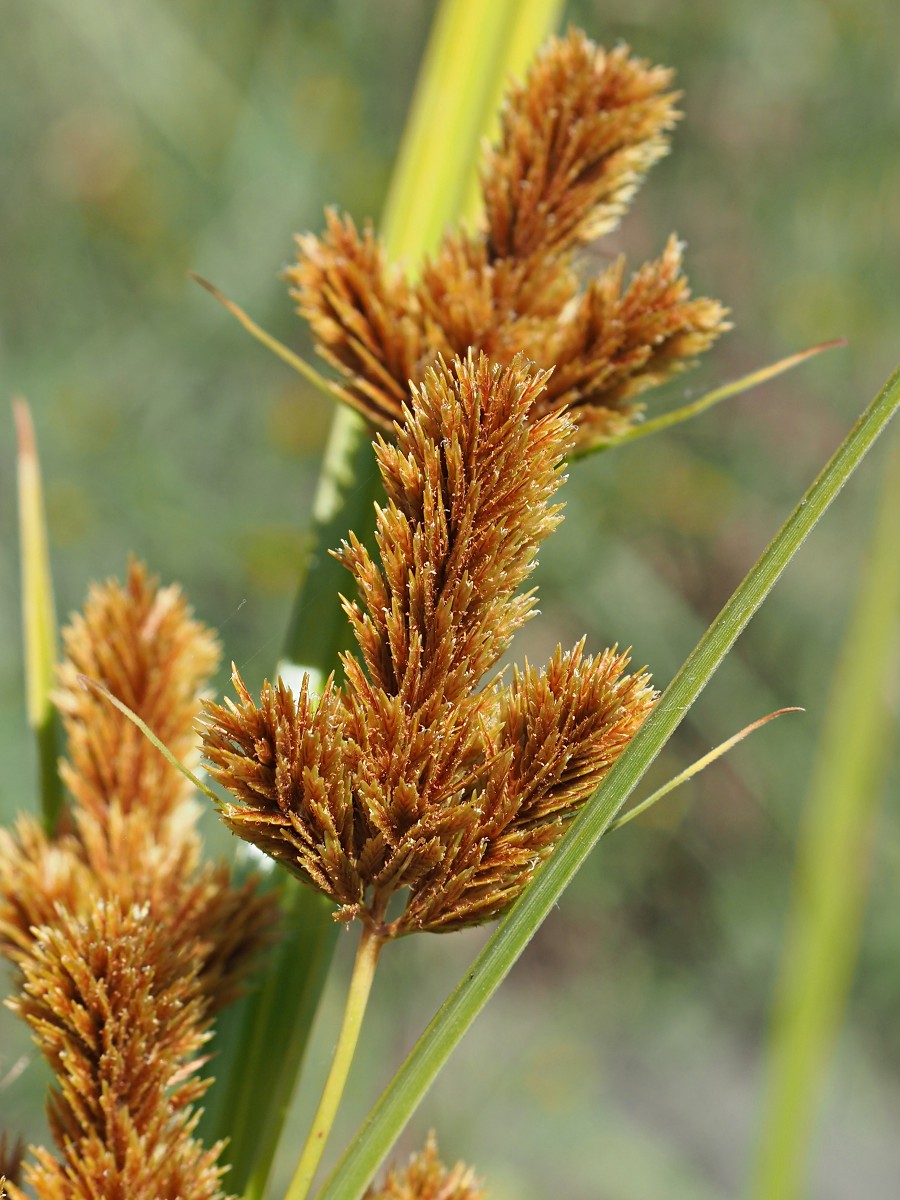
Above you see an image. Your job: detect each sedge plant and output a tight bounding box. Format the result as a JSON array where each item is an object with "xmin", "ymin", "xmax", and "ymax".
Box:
[{"xmin": 2, "ymin": 11, "xmax": 898, "ymax": 1200}]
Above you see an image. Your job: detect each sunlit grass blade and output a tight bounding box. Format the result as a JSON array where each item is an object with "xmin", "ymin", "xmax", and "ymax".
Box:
[
  {"xmin": 381, "ymin": 0, "xmax": 564, "ymax": 263},
  {"xmin": 610, "ymin": 707, "xmax": 803, "ymax": 832},
  {"xmin": 583, "ymin": 339, "xmax": 847, "ymax": 457},
  {"xmin": 203, "ymin": 4, "xmax": 565, "ymax": 1194},
  {"xmin": 457, "ymin": 0, "xmax": 568, "ymax": 226},
  {"xmin": 14, "ymin": 398, "xmax": 63, "ymax": 834},
  {"xmin": 750, "ymin": 434, "xmax": 900, "ymax": 1200},
  {"xmin": 316, "ymin": 362, "xmax": 900, "ymax": 1200}
]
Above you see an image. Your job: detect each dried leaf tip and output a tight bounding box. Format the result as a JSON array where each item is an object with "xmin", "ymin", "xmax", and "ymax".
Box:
[
  {"xmin": 289, "ymin": 29, "xmax": 729, "ymax": 450},
  {"xmin": 203, "ymin": 356, "xmax": 656, "ymax": 936}
]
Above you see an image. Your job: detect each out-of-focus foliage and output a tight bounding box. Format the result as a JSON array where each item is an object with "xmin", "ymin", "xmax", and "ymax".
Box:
[{"xmin": 1, "ymin": 2, "xmax": 897, "ymax": 1197}]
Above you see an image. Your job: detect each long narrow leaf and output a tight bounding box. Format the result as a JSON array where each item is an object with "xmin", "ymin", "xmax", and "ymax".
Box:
[
  {"xmin": 317, "ymin": 365, "xmax": 900, "ymax": 1200},
  {"xmin": 14, "ymin": 398, "xmax": 62, "ymax": 834},
  {"xmin": 750, "ymin": 434, "xmax": 900, "ymax": 1199}
]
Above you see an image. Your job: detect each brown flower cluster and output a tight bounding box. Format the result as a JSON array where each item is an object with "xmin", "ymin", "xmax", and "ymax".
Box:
[
  {"xmin": 0, "ymin": 563, "xmax": 273, "ymax": 1200},
  {"xmin": 289, "ymin": 30, "xmax": 729, "ymax": 450},
  {"xmin": 365, "ymin": 1134, "xmax": 485, "ymax": 1200},
  {"xmin": 202, "ymin": 355, "xmax": 655, "ymax": 937},
  {"xmin": 10, "ymin": 903, "xmax": 225, "ymax": 1200}
]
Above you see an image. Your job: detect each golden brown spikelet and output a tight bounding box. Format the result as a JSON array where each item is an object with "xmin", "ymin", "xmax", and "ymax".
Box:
[
  {"xmin": 416, "ymin": 236, "xmax": 577, "ymax": 368},
  {"xmin": 340, "ymin": 353, "xmax": 569, "ymax": 702},
  {"xmin": 481, "ymin": 31, "xmax": 679, "ymax": 260},
  {"xmin": 8, "ymin": 900, "xmax": 230, "ymax": 1200},
  {"xmin": 0, "ymin": 816, "xmax": 90, "ymax": 966},
  {"xmin": 54, "ymin": 558, "xmax": 219, "ymax": 826},
  {"xmin": 292, "ymin": 210, "xmax": 426, "ymax": 422},
  {"xmin": 365, "ymin": 1134, "xmax": 485, "ymax": 1200},
  {"xmin": 289, "ymin": 30, "xmax": 729, "ymax": 450},
  {"xmin": 0, "ymin": 810, "xmax": 270, "ymax": 1013},
  {"xmin": 1, "ymin": 563, "xmax": 273, "ymax": 1008},
  {"xmin": 402, "ymin": 642, "xmax": 654, "ymax": 935},
  {"xmin": 0, "ymin": 563, "xmax": 276, "ymax": 1197},
  {"xmin": 202, "ymin": 671, "xmax": 361, "ymax": 909},
  {"xmin": 203, "ymin": 355, "xmax": 655, "ymax": 936},
  {"xmin": 540, "ymin": 235, "xmax": 730, "ymax": 441}
]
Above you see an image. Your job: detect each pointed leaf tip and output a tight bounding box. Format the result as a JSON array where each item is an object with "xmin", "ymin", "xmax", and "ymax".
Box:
[
  {"xmin": 189, "ymin": 272, "xmax": 335, "ymax": 399},
  {"xmin": 14, "ymin": 395, "xmax": 63, "ymax": 832}
]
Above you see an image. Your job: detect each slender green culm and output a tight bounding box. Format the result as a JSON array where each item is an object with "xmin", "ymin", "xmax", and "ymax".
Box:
[
  {"xmin": 203, "ymin": 3, "xmax": 564, "ymax": 1192},
  {"xmin": 215, "ymin": 886, "xmax": 338, "ymax": 1200},
  {"xmin": 316, "ymin": 364, "xmax": 900, "ymax": 1200},
  {"xmin": 750, "ymin": 433, "xmax": 900, "ymax": 1200},
  {"xmin": 14, "ymin": 398, "xmax": 63, "ymax": 835},
  {"xmin": 285, "ymin": 929, "xmax": 383, "ymax": 1200}
]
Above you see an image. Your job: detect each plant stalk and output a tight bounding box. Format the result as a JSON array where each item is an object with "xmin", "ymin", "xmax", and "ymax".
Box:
[
  {"xmin": 285, "ymin": 927, "xmax": 384, "ymax": 1200},
  {"xmin": 584, "ymin": 340, "xmax": 845, "ymax": 458}
]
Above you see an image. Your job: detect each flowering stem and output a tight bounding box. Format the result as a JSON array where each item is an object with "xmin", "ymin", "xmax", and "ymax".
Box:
[
  {"xmin": 284, "ymin": 926, "xmax": 384, "ymax": 1200},
  {"xmin": 316, "ymin": 362, "xmax": 900, "ymax": 1199},
  {"xmin": 205, "ymin": 2, "xmax": 563, "ymax": 1190}
]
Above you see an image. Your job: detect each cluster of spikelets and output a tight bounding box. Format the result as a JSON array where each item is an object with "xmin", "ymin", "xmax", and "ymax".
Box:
[
  {"xmin": 202, "ymin": 354, "xmax": 656, "ymax": 937},
  {"xmin": 0, "ymin": 565, "xmax": 274, "ymax": 1200},
  {"xmin": 0, "ymin": 29, "xmax": 730, "ymax": 1200},
  {"xmin": 363, "ymin": 1134, "xmax": 484, "ymax": 1200},
  {"xmin": 0, "ymin": 571, "xmax": 493, "ymax": 1198},
  {"xmin": 289, "ymin": 29, "xmax": 729, "ymax": 451}
]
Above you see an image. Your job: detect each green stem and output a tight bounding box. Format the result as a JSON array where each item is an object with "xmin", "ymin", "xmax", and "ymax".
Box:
[
  {"xmin": 749, "ymin": 432, "xmax": 900, "ymax": 1200},
  {"xmin": 316, "ymin": 366, "xmax": 900, "ymax": 1200},
  {"xmin": 285, "ymin": 928, "xmax": 384, "ymax": 1200}
]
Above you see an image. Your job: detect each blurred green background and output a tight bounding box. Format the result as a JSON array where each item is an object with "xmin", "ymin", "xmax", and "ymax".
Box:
[{"xmin": 1, "ymin": 1, "xmax": 898, "ymax": 1197}]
